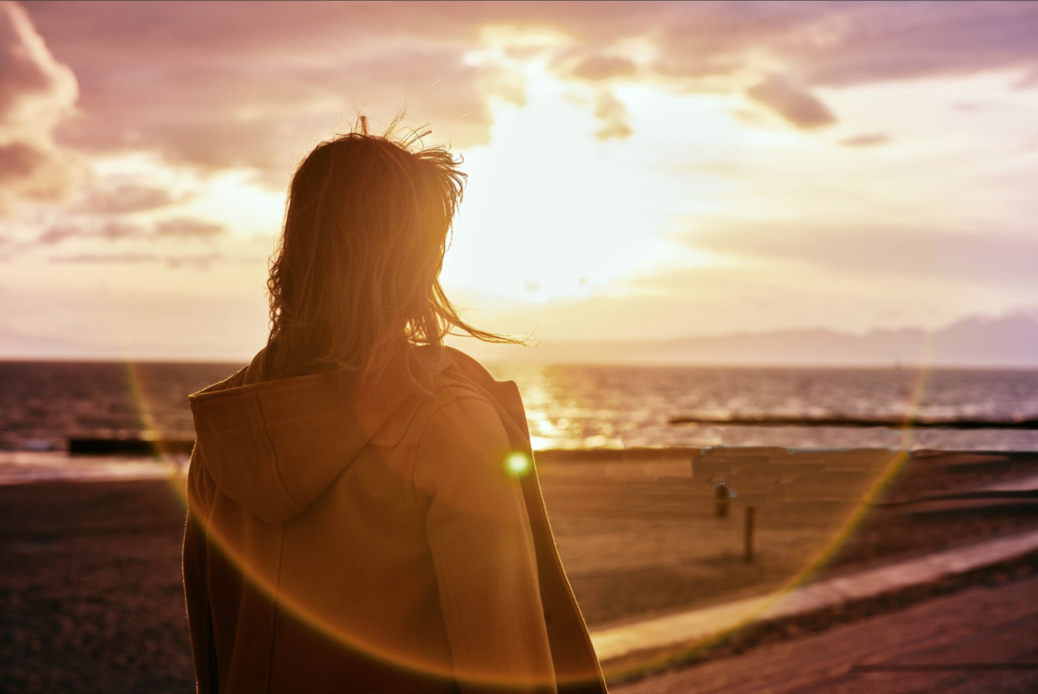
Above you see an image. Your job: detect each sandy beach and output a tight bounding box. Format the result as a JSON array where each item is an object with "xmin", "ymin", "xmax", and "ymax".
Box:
[
  {"xmin": 2, "ymin": 448, "xmax": 1037, "ymax": 693},
  {"xmin": 0, "ymin": 479, "xmax": 192, "ymax": 693}
]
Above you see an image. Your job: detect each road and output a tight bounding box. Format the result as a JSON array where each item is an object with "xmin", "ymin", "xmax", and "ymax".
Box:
[{"xmin": 615, "ymin": 572, "xmax": 1038, "ymax": 694}]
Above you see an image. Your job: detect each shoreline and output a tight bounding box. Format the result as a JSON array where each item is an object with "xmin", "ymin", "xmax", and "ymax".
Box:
[{"xmin": 4, "ymin": 444, "xmax": 1038, "ymax": 486}]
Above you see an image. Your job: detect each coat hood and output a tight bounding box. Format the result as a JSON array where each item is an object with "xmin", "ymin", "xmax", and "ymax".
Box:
[{"xmin": 188, "ymin": 347, "xmax": 448, "ymax": 525}]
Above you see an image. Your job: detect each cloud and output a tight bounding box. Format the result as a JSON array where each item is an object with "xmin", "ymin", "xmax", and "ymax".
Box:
[
  {"xmin": 1015, "ymin": 69, "xmax": 1038, "ymax": 89},
  {"xmin": 571, "ymin": 55, "xmax": 637, "ymax": 81},
  {"xmin": 23, "ymin": 2, "xmax": 494, "ymax": 183},
  {"xmin": 690, "ymin": 224, "xmax": 1038, "ymax": 291},
  {"xmin": 29, "ymin": 217, "xmax": 223, "ymax": 247},
  {"xmin": 50, "ymin": 251, "xmax": 221, "ymax": 269},
  {"xmin": 16, "ymin": 0, "xmax": 1038, "ymax": 182},
  {"xmin": 50, "ymin": 251, "xmax": 155, "ymax": 263},
  {"xmin": 746, "ymin": 75, "xmax": 836, "ymax": 129},
  {"xmin": 0, "ymin": 1, "xmax": 78, "ymax": 213},
  {"xmin": 73, "ymin": 184, "xmax": 178, "ymax": 214},
  {"xmin": 0, "ymin": 140, "xmax": 69, "ymax": 196},
  {"xmin": 30, "ymin": 216, "xmax": 224, "ymax": 247},
  {"xmin": 839, "ymin": 133, "xmax": 890, "ymax": 147},
  {"xmin": 0, "ymin": 1, "xmax": 75, "ymax": 126},
  {"xmin": 35, "ymin": 220, "xmax": 145, "ymax": 245},
  {"xmin": 154, "ymin": 217, "xmax": 224, "ymax": 239},
  {"xmin": 794, "ymin": 2, "xmax": 1038, "ymax": 87},
  {"xmin": 592, "ymin": 91, "xmax": 633, "ymax": 141},
  {"xmin": 61, "ymin": 50, "xmax": 490, "ymax": 189},
  {"xmin": 0, "ymin": 140, "xmax": 44, "ymax": 180}
]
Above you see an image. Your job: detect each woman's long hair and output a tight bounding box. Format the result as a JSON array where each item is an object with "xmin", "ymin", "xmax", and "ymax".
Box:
[{"xmin": 265, "ymin": 118, "xmax": 521, "ymax": 383}]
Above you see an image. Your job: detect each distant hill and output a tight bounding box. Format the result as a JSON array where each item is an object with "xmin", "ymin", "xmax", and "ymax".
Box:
[
  {"xmin": 463, "ymin": 311, "xmax": 1038, "ymax": 368},
  {"xmin": 4, "ymin": 309, "xmax": 1036, "ymax": 368}
]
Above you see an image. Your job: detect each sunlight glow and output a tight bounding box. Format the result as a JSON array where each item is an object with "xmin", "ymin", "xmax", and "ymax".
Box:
[
  {"xmin": 181, "ymin": 170, "xmax": 287, "ymax": 239},
  {"xmin": 4, "ymin": 4, "xmax": 1037, "ymax": 360},
  {"xmin": 442, "ymin": 56, "xmax": 737, "ymax": 306}
]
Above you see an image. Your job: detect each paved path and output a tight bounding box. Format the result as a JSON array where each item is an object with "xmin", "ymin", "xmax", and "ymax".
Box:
[
  {"xmin": 591, "ymin": 528, "xmax": 1038, "ymax": 665},
  {"xmin": 615, "ymin": 571, "xmax": 1038, "ymax": 693}
]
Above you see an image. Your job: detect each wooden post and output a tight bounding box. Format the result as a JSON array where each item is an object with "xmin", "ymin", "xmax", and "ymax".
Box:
[
  {"xmin": 713, "ymin": 483, "xmax": 730, "ymax": 518},
  {"xmin": 744, "ymin": 505, "xmax": 755, "ymax": 563}
]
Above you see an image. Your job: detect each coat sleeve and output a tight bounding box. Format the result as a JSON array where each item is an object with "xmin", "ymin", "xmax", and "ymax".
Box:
[
  {"xmin": 414, "ymin": 396, "xmax": 557, "ymax": 694},
  {"xmin": 183, "ymin": 446, "xmax": 219, "ymax": 693}
]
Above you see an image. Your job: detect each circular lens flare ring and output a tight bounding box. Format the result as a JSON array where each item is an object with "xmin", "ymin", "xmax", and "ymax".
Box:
[{"xmin": 132, "ymin": 354, "xmax": 941, "ymax": 682}]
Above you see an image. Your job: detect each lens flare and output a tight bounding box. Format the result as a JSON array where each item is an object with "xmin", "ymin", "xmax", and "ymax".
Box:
[
  {"xmin": 125, "ymin": 355, "xmax": 940, "ymax": 684},
  {"xmin": 504, "ymin": 451, "xmax": 532, "ymax": 477}
]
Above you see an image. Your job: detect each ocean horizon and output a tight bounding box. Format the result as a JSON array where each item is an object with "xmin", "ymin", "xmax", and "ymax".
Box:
[{"xmin": 3, "ymin": 360, "xmax": 1037, "ymax": 456}]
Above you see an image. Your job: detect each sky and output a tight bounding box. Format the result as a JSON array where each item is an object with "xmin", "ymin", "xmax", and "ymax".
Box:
[{"xmin": 1, "ymin": 0, "xmax": 1037, "ymax": 361}]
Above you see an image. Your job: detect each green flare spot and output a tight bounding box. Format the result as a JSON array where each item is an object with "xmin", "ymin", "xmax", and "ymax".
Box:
[{"xmin": 504, "ymin": 451, "xmax": 531, "ymax": 478}]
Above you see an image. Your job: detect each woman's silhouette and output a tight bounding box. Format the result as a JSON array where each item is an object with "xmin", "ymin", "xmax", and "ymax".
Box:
[{"xmin": 182, "ymin": 120, "xmax": 607, "ymax": 693}]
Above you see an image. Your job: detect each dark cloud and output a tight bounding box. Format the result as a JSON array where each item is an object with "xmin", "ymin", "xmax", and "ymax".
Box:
[
  {"xmin": 0, "ymin": 141, "xmax": 43, "ymax": 180},
  {"xmin": 16, "ymin": 0, "xmax": 1038, "ymax": 178},
  {"xmin": 23, "ymin": 2, "xmax": 494, "ymax": 181},
  {"xmin": 793, "ymin": 2, "xmax": 1038, "ymax": 87},
  {"xmin": 746, "ymin": 75, "xmax": 836, "ymax": 129},
  {"xmin": 571, "ymin": 55, "xmax": 637, "ymax": 81},
  {"xmin": 154, "ymin": 217, "xmax": 224, "ymax": 239},
  {"xmin": 839, "ymin": 133, "xmax": 890, "ymax": 147},
  {"xmin": 73, "ymin": 184, "xmax": 178, "ymax": 214},
  {"xmin": 52, "ymin": 49, "xmax": 491, "ymax": 188}
]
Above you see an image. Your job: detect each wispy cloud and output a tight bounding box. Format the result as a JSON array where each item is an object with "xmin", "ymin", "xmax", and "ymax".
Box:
[
  {"xmin": 839, "ymin": 133, "xmax": 890, "ymax": 148},
  {"xmin": 35, "ymin": 220, "xmax": 145, "ymax": 245},
  {"xmin": 0, "ymin": 1, "xmax": 79, "ymax": 213},
  {"xmin": 154, "ymin": 217, "xmax": 224, "ymax": 239},
  {"xmin": 72, "ymin": 184, "xmax": 178, "ymax": 214},
  {"xmin": 592, "ymin": 91, "xmax": 633, "ymax": 141},
  {"xmin": 29, "ymin": 217, "xmax": 222, "ymax": 246},
  {"xmin": 690, "ymin": 224, "xmax": 1038, "ymax": 291},
  {"xmin": 746, "ymin": 75, "xmax": 836, "ymax": 129},
  {"xmin": 50, "ymin": 251, "xmax": 222, "ymax": 269}
]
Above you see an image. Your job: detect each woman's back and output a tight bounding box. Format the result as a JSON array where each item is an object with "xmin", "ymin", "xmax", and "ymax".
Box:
[{"xmin": 184, "ymin": 345, "xmax": 605, "ymax": 692}]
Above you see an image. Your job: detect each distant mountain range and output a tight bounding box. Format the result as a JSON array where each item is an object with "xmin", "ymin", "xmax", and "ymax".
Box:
[
  {"xmin": 464, "ymin": 311, "xmax": 1038, "ymax": 368},
  {"xmin": 4, "ymin": 310, "xmax": 1037, "ymax": 367}
]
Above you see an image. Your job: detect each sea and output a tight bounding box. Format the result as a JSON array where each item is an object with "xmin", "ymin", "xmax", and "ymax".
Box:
[{"xmin": 2, "ymin": 360, "xmax": 1037, "ymax": 483}]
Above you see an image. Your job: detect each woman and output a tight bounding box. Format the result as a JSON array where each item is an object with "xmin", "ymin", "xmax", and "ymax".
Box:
[{"xmin": 182, "ymin": 122, "xmax": 607, "ymax": 693}]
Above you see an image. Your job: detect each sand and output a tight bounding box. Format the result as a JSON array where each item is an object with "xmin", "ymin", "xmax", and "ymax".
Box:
[
  {"xmin": 2, "ymin": 449, "xmax": 1037, "ymax": 693},
  {"xmin": 0, "ymin": 480, "xmax": 192, "ymax": 693}
]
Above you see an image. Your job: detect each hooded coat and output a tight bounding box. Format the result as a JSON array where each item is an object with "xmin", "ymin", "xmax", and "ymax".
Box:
[{"xmin": 183, "ymin": 345, "xmax": 607, "ymax": 693}]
